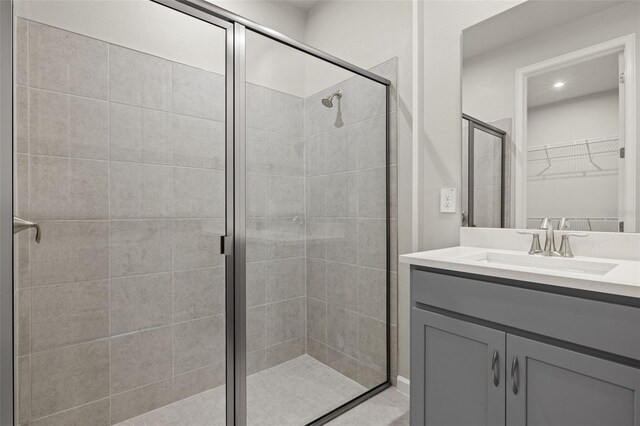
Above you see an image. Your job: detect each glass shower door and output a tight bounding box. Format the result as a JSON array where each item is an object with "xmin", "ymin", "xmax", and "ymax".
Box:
[
  {"xmin": 462, "ymin": 115, "xmax": 506, "ymax": 228},
  {"xmin": 244, "ymin": 28, "xmax": 389, "ymax": 425},
  {"xmin": 12, "ymin": 2, "xmax": 230, "ymax": 424}
]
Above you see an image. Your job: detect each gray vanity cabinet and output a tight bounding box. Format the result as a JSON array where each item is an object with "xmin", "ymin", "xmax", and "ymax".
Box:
[
  {"xmin": 410, "ymin": 268, "xmax": 640, "ymax": 426},
  {"xmin": 507, "ymin": 335, "xmax": 640, "ymax": 426},
  {"xmin": 411, "ymin": 308, "xmax": 506, "ymax": 426}
]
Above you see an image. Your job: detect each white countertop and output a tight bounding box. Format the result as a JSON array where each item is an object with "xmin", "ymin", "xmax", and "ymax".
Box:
[{"xmin": 400, "ymin": 246, "xmax": 640, "ymax": 299}]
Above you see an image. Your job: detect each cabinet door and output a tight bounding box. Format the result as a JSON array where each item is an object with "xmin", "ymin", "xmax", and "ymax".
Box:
[
  {"xmin": 507, "ymin": 334, "xmax": 640, "ymax": 426},
  {"xmin": 411, "ymin": 308, "xmax": 506, "ymax": 426}
]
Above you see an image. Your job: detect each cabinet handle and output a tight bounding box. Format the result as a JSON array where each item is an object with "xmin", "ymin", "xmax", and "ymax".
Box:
[
  {"xmin": 491, "ymin": 350, "xmax": 499, "ymax": 387},
  {"xmin": 511, "ymin": 356, "xmax": 519, "ymax": 395}
]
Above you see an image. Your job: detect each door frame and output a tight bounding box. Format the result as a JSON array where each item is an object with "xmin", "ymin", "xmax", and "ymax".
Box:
[
  {"xmin": 0, "ymin": 0, "xmax": 14, "ymax": 424},
  {"xmin": 514, "ymin": 34, "xmax": 637, "ymax": 231},
  {"xmin": 0, "ymin": 1, "xmax": 392, "ymax": 425}
]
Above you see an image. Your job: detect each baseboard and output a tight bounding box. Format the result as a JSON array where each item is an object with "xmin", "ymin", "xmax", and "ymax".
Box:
[{"xmin": 396, "ymin": 375, "xmax": 410, "ymax": 397}]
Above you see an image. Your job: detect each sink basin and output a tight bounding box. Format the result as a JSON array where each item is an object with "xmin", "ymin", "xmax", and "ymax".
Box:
[{"xmin": 460, "ymin": 252, "xmax": 617, "ymax": 276}]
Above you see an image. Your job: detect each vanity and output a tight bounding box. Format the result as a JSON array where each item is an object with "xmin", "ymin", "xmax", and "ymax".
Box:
[
  {"xmin": 401, "ymin": 229, "xmax": 640, "ymax": 426},
  {"xmin": 406, "ymin": 1, "xmax": 640, "ymax": 424}
]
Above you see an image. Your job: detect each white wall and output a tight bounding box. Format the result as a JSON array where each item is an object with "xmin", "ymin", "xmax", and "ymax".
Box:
[
  {"xmin": 413, "ymin": 0, "xmax": 522, "ymax": 380},
  {"xmin": 527, "ymin": 90, "xmax": 619, "ymax": 220},
  {"xmin": 528, "ymin": 173, "xmax": 618, "ymax": 219},
  {"xmin": 303, "ymin": 0, "xmax": 411, "ymax": 94},
  {"xmin": 528, "ymin": 90, "xmax": 618, "ymax": 147},
  {"xmin": 217, "ymin": 0, "xmax": 308, "ymax": 96},
  {"xmin": 214, "ymin": 0, "xmax": 306, "ymax": 38}
]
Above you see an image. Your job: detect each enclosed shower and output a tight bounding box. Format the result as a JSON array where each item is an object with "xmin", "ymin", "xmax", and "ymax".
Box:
[{"xmin": 2, "ymin": 0, "xmax": 395, "ymax": 425}]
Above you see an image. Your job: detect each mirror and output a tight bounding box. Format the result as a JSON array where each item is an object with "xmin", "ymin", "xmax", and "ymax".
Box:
[{"xmin": 461, "ymin": 0, "xmax": 639, "ymax": 233}]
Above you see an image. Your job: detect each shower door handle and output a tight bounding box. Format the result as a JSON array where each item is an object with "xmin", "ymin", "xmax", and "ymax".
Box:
[
  {"xmin": 13, "ymin": 216, "xmax": 41, "ymax": 243},
  {"xmin": 220, "ymin": 235, "xmax": 232, "ymax": 255}
]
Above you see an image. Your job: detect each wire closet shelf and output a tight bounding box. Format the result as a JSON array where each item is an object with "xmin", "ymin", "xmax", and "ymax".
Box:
[
  {"xmin": 527, "ymin": 217, "xmax": 619, "ymax": 232},
  {"xmin": 527, "ymin": 136, "xmax": 619, "ymax": 178}
]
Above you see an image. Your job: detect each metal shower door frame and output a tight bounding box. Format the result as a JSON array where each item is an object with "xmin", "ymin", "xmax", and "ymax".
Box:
[
  {"xmin": 0, "ymin": 0, "xmax": 392, "ymax": 424},
  {"xmin": 0, "ymin": 0, "xmax": 13, "ymax": 424},
  {"xmin": 463, "ymin": 113, "xmax": 507, "ymax": 229}
]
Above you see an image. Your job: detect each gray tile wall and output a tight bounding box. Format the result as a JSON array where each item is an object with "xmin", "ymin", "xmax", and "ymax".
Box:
[
  {"xmin": 14, "ymin": 19, "xmax": 233, "ymax": 425},
  {"xmin": 245, "ymin": 83, "xmax": 306, "ymax": 376},
  {"xmin": 303, "ymin": 59, "xmax": 399, "ymax": 389},
  {"xmin": 14, "ymin": 17, "xmax": 395, "ymax": 426},
  {"xmin": 472, "ymin": 130, "xmax": 503, "ymax": 228}
]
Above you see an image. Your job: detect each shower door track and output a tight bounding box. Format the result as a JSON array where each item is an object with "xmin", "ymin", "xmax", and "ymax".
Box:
[
  {"xmin": 0, "ymin": 1, "xmax": 393, "ymax": 425},
  {"xmin": 157, "ymin": 0, "xmax": 391, "ymax": 87}
]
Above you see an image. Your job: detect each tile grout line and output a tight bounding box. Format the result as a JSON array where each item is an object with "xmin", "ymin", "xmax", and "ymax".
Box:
[
  {"xmin": 23, "ymin": 151, "xmax": 228, "ymax": 173},
  {"xmin": 19, "ymin": 265, "xmax": 224, "ymax": 291},
  {"xmin": 301, "ymin": 94, "xmax": 308, "ymax": 358},
  {"xmin": 107, "ymin": 40, "xmax": 113, "ymax": 424},
  {"xmin": 170, "ymin": 59, "xmax": 176, "ymax": 404},
  {"xmin": 19, "ymin": 84, "xmax": 314, "ymax": 139},
  {"xmin": 29, "ymin": 397, "xmax": 111, "ymax": 424},
  {"xmin": 26, "ymin": 311, "xmax": 225, "ymax": 358},
  {"xmin": 261, "ymin": 86, "xmax": 268, "ymax": 372},
  {"xmin": 26, "ymin": 18, "xmax": 33, "ymax": 426}
]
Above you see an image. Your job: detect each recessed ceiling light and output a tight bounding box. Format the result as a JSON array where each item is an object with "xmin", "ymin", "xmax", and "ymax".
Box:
[{"xmin": 553, "ymin": 81, "xmax": 565, "ymax": 88}]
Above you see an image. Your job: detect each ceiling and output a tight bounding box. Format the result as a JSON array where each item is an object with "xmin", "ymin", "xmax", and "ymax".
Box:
[
  {"xmin": 462, "ymin": 1, "xmax": 625, "ymax": 60},
  {"xmin": 282, "ymin": 0, "xmax": 321, "ymax": 12},
  {"xmin": 527, "ymin": 53, "xmax": 619, "ymax": 108}
]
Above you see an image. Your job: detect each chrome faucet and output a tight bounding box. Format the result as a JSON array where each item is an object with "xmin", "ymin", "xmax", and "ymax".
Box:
[
  {"xmin": 518, "ymin": 218, "xmax": 588, "ymax": 257},
  {"xmin": 539, "ymin": 218, "xmax": 558, "ymax": 256},
  {"xmin": 516, "ymin": 230, "xmax": 542, "ymax": 254}
]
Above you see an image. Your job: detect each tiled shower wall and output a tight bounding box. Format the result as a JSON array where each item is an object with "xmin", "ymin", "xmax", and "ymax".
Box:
[
  {"xmin": 245, "ymin": 84, "xmax": 306, "ymax": 375},
  {"xmin": 14, "ymin": 19, "xmax": 305, "ymax": 425},
  {"xmin": 303, "ymin": 59, "xmax": 398, "ymax": 388},
  {"xmin": 14, "ymin": 15, "xmax": 395, "ymax": 426}
]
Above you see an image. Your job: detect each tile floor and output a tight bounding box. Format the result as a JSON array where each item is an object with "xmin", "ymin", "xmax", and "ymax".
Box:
[{"xmin": 116, "ymin": 355, "xmax": 409, "ymax": 426}]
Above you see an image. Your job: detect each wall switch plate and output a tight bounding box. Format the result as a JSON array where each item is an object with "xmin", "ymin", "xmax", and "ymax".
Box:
[{"xmin": 440, "ymin": 188, "xmax": 456, "ymax": 213}]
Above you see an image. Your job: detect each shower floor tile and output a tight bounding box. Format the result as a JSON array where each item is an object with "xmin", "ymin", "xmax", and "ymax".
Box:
[{"xmin": 115, "ymin": 355, "xmax": 408, "ymax": 426}]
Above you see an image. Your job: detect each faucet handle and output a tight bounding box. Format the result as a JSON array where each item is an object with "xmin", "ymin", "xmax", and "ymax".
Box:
[
  {"xmin": 558, "ymin": 233, "xmax": 588, "ymax": 258},
  {"xmin": 559, "ymin": 218, "xmax": 570, "ymax": 230},
  {"xmin": 517, "ymin": 231, "xmax": 543, "ymax": 255},
  {"xmin": 539, "ymin": 218, "xmax": 553, "ymax": 230}
]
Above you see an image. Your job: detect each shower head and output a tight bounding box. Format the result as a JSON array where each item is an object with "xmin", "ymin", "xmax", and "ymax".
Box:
[{"xmin": 321, "ymin": 90, "xmax": 342, "ymax": 108}]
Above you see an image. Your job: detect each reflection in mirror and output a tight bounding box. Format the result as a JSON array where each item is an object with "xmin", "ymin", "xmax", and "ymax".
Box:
[
  {"xmin": 461, "ymin": 115, "xmax": 508, "ymax": 228},
  {"xmin": 526, "ymin": 54, "xmax": 620, "ymax": 232},
  {"xmin": 462, "ymin": 0, "xmax": 639, "ymax": 233}
]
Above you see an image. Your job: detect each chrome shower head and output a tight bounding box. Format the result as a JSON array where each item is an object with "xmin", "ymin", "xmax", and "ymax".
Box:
[{"xmin": 321, "ymin": 90, "xmax": 342, "ymax": 108}]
